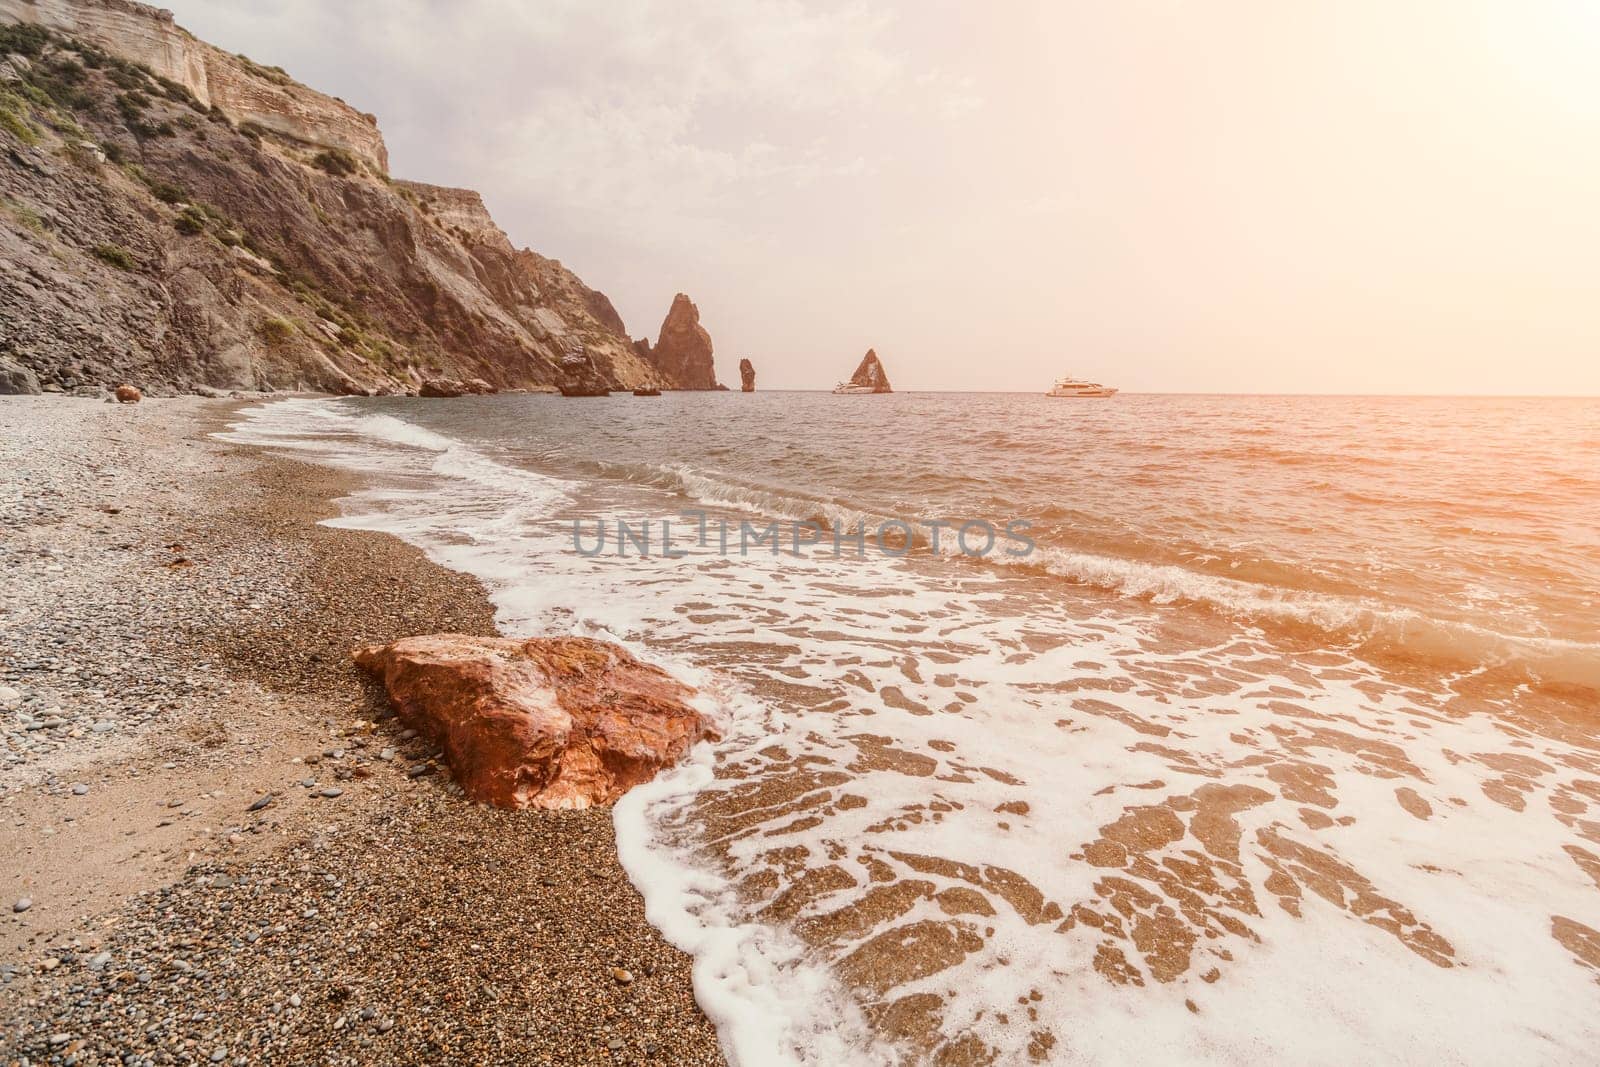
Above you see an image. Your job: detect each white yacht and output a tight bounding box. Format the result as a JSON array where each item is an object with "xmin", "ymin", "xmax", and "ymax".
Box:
[
  {"xmin": 1046, "ymin": 375, "xmax": 1117, "ymax": 398},
  {"xmin": 831, "ymin": 381, "xmax": 879, "ymax": 395}
]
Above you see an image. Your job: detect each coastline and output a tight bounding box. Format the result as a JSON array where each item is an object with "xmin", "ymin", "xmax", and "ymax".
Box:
[{"xmin": 0, "ymin": 397, "xmax": 724, "ymax": 1065}]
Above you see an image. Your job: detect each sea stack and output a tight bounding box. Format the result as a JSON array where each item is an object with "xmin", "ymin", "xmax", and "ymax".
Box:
[
  {"xmin": 651, "ymin": 294, "xmax": 719, "ymax": 390},
  {"xmin": 837, "ymin": 349, "xmax": 892, "ymax": 393},
  {"xmin": 739, "ymin": 359, "xmax": 756, "ymax": 392}
]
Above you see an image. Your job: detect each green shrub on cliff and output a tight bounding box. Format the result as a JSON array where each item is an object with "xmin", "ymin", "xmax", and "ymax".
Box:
[
  {"xmin": 150, "ymin": 181, "xmax": 187, "ymax": 204},
  {"xmin": 0, "ymin": 23, "xmax": 51, "ymax": 58},
  {"xmin": 0, "ymin": 91, "xmax": 39, "ymax": 145},
  {"xmin": 115, "ymin": 91, "xmax": 149, "ymax": 122},
  {"xmin": 175, "ymin": 207, "xmax": 207, "ymax": 236},
  {"xmin": 92, "ymin": 244, "xmax": 137, "ymax": 271},
  {"xmin": 2, "ymin": 198, "xmax": 46, "ymax": 235},
  {"xmin": 312, "ymin": 148, "xmax": 358, "ymax": 177},
  {"xmin": 258, "ymin": 317, "xmax": 296, "ymax": 346}
]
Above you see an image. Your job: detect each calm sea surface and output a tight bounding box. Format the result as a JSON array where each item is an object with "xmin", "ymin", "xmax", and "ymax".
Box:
[{"xmin": 230, "ymin": 393, "xmax": 1600, "ymax": 1065}]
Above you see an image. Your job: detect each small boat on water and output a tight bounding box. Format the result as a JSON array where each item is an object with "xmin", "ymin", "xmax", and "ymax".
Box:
[
  {"xmin": 1046, "ymin": 375, "xmax": 1117, "ymax": 398},
  {"xmin": 632, "ymin": 386, "xmax": 662, "ymax": 397}
]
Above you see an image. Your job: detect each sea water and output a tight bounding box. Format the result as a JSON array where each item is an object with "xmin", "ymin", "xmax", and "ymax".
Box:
[{"xmin": 225, "ymin": 392, "xmax": 1600, "ymax": 1065}]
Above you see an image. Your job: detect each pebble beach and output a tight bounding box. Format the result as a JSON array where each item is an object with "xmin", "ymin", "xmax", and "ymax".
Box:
[{"xmin": 0, "ymin": 397, "xmax": 724, "ymax": 1065}]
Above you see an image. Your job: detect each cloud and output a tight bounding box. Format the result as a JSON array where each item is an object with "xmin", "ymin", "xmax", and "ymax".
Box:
[{"xmin": 172, "ymin": 0, "xmax": 938, "ymax": 252}]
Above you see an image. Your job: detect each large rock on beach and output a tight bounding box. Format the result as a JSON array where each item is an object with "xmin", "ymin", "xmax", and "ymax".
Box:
[
  {"xmin": 353, "ymin": 634, "xmax": 716, "ymax": 809},
  {"xmin": 650, "ymin": 293, "xmax": 719, "ymax": 390},
  {"xmin": 114, "ymin": 384, "xmax": 142, "ymax": 403},
  {"xmin": 0, "ymin": 357, "xmax": 41, "ymax": 395}
]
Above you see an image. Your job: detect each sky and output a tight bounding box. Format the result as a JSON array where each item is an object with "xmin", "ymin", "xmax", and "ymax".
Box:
[{"xmin": 165, "ymin": 1, "xmax": 1600, "ymax": 394}]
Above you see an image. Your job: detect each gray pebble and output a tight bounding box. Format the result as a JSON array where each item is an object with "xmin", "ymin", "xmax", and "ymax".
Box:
[{"xmin": 13, "ymin": 898, "xmax": 32, "ymax": 913}]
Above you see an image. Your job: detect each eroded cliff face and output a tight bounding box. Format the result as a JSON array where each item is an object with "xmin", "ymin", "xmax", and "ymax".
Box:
[
  {"xmin": 0, "ymin": 0, "xmax": 386, "ymax": 170},
  {"xmin": 0, "ymin": 4, "xmax": 677, "ymax": 395}
]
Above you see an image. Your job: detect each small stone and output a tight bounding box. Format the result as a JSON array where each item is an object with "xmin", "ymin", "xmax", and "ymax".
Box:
[
  {"xmin": 376, "ymin": 1018, "xmax": 394, "ymax": 1033},
  {"xmin": 41, "ymin": 957, "xmax": 60, "ymax": 971},
  {"xmin": 71, "ymin": 783, "xmax": 89, "ymax": 796},
  {"xmin": 12, "ymin": 898, "xmax": 31, "ymax": 913},
  {"xmin": 0, "ymin": 686, "xmax": 20, "ymax": 706},
  {"xmin": 210, "ymin": 1049, "xmax": 227, "ymax": 1063},
  {"xmin": 86, "ymin": 951, "xmax": 112, "ymax": 972},
  {"xmin": 288, "ymin": 993, "xmax": 302, "ymax": 1008},
  {"xmin": 611, "ymin": 967, "xmax": 635, "ymax": 985},
  {"xmin": 406, "ymin": 764, "xmax": 433, "ymax": 779},
  {"xmin": 246, "ymin": 794, "xmax": 273, "ymax": 812},
  {"xmin": 318, "ymin": 787, "xmax": 343, "ymax": 798},
  {"xmin": 49, "ymin": 1033, "xmax": 72, "ymax": 1046}
]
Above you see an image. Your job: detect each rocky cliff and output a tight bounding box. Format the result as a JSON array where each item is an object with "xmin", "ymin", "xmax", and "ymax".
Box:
[
  {"xmin": 0, "ymin": 2, "xmax": 677, "ymax": 395},
  {"xmin": 0, "ymin": 0, "xmax": 386, "ymax": 170},
  {"xmin": 739, "ymin": 357, "xmax": 754, "ymax": 392}
]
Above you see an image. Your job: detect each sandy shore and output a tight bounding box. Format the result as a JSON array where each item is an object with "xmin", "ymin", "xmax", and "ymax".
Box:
[{"xmin": 0, "ymin": 397, "xmax": 724, "ymax": 1065}]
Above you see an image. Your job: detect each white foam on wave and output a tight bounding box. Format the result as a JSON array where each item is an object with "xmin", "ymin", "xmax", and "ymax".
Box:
[
  {"xmin": 1019, "ymin": 544, "xmax": 1600, "ymax": 689},
  {"xmin": 611, "ymin": 453, "xmax": 1600, "ymax": 689},
  {"xmin": 615, "ymin": 744, "xmax": 893, "ymax": 1067}
]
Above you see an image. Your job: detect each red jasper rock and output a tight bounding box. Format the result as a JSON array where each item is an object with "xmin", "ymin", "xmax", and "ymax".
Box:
[{"xmin": 353, "ymin": 634, "xmax": 715, "ymax": 809}]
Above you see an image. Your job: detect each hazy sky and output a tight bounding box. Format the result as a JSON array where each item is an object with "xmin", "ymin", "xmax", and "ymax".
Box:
[{"xmin": 166, "ymin": 1, "xmax": 1599, "ymax": 394}]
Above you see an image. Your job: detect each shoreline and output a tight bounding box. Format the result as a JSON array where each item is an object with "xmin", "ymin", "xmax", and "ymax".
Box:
[{"xmin": 0, "ymin": 397, "xmax": 724, "ymax": 1065}]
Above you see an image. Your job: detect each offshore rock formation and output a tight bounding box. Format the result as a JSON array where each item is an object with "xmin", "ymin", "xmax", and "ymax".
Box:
[
  {"xmin": 649, "ymin": 293, "xmax": 718, "ymax": 390},
  {"xmin": 843, "ymin": 348, "xmax": 893, "ymax": 393},
  {"xmin": 739, "ymin": 358, "xmax": 755, "ymax": 392},
  {"xmin": 0, "ymin": 2, "xmax": 676, "ymax": 395},
  {"xmin": 353, "ymin": 634, "xmax": 717, "ymax": 810}
]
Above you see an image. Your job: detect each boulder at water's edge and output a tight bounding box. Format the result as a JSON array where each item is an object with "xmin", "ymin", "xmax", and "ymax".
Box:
[{"xmin": 353, "ymin": 634, "xmax": 717, "ymax": 809}]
